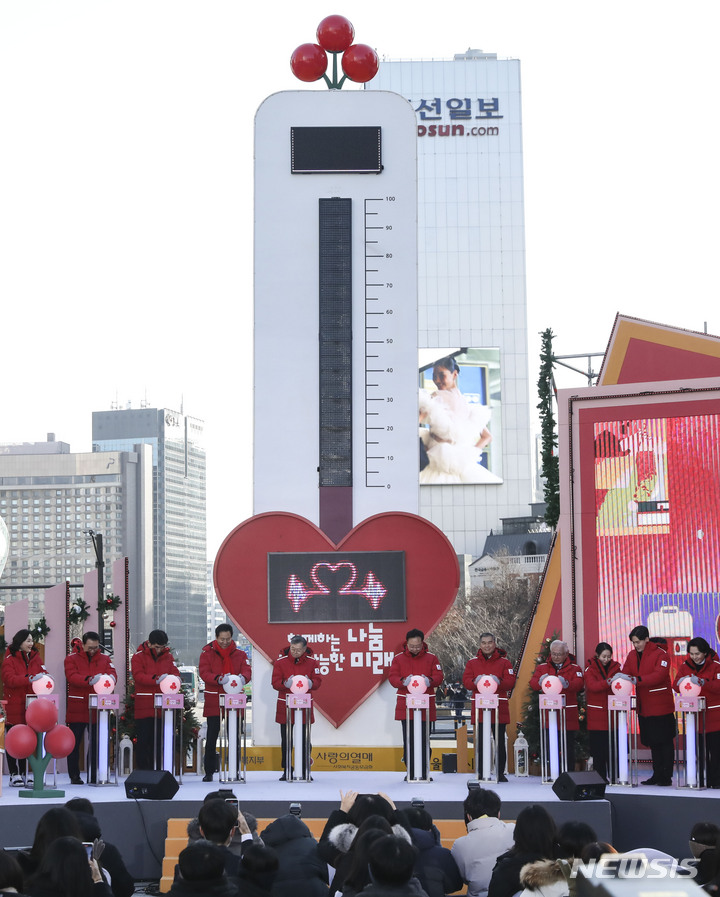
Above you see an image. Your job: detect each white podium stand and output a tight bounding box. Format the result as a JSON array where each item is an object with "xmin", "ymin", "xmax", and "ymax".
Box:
[
  {"xmin": 607, "ymin": 694, "xmax": 637, "ymax": 786},
  {"xmin": 153, "ymin": 693, "xmax": 184, "ymax": 781},
  {"xmin": 88, "ymin": 693, "xmax": 119, "ymax": 786},
  {"xmin": 539, "ymin": 694, "xmax": 566, "ymax": 783},
  {"xmin": 675, "ymin": 693, "xmax": 706, "ymax": 789},
  {"xmin": 219, "ymin": 693, "xmax": 247, "ymax": 784},
  {"xmin": 285, "ymin": 694, "xmax": 312, "ymax": 782},
  {"xmin": 474, "ymin": 694, "xmax": 500, "ymax": 782},
  {"xmin": 405, "ymin": 694, "xmax": 432, "ymax": 783}
]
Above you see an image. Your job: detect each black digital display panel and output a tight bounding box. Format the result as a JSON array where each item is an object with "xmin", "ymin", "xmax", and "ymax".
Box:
[
  {"xmin": 268, "ymin": 551, "xmax": 405, "ymax": 622},
  {"xmin": 291, "ymin": 127, "xmax": 382, "ymax": 174}
]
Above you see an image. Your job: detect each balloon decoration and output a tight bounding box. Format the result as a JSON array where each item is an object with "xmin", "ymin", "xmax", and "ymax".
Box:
[
  {"xmin": 93, "ymin": 676, "xmax": 116, "ymax": 695},
  {"xmin": 44, "ymin": 725, "xmax": 75, "ymax": 759},
  {"xmin": 26, "ymin": 698, "xmax": 58, "ymax": 733},
  {"xmin": 541, "ymin": 675, "xmax": 563, "ymax": 695},
  {"xmin": 31, "ymin": 675, "xmax": 55, "ymax": 696},
  {"xmin": 291, "ymin": 16, "xmax": 379, "ymax": 88},
  {"xmin": 290, "ymin": 675, "xmax": 310, "ymax": 695},
  {"xmin": 476, "ymin": 677, "xmax": 498, "ymax": 695},
  {"xmin": 159, "ymin": 675, "xmax": 182, "ymax": 695},
  {"xmin": 406, "ymin": 677, "xmax": 428, "ymax": 696},
  {"xmin": 5, "ymin": 724, "xmax": 38, "ymax": 760}
]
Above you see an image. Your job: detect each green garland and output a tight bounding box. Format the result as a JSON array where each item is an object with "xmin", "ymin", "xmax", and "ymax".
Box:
[
  {"xmin": 537, "ymin": 328, "xmax": 560, "ymax": 528},
  {"xmin": 99, "ymin": 593, "xmax": 122, "ymax": 617},
  {"xmin": 29, "ymin": 617, "xmax": 51, "ymax": 643},
  {"xmin": 68, "ymin": 598, "xmax": 91, "ymax": 626}
]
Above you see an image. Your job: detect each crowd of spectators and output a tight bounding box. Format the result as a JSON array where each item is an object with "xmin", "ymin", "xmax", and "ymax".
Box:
[{"xmin": 1, "ymin": 789, "xmax": 720, "ymax": 896}]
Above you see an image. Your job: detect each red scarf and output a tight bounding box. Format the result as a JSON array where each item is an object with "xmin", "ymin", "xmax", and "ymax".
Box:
[{"xmin": 214, "ymin": 641, "xmax": 234, "ymax": 674}]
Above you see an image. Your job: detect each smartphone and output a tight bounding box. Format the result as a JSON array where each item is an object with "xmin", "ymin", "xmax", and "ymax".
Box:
[
  {"xmin": 289, "ymin": 802, "xmax": 302, "ymax": 817},
  {"xmin": 225, "ymin": 798, "xmax": 239, "ymax": 814},
  {"xmin": 82, "ymin": 842, "xmax": 93, "ymax": 859}
]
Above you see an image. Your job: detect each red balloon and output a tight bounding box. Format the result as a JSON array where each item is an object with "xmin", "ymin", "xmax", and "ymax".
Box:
[
  {"xmin": 341, "ymin": 44, "xmax": 379, "ymax": 83},
  {"xmin": 5, "ymin": 724, "xmax": 38, "ymax": 760},
  {"xmin": 316, "ymin": 15, "xmax": 354, "ymax": 53},
  {"xmin": 44, "ymin": 725, "xmax": 76, "ymax": 759},
  {"xmin": 26, "ymin": 697, "xmax": 58, "ymax": 733},
  {"xmin": 290, "ymin": 44, "xmax": 328, "ymax": 83}
]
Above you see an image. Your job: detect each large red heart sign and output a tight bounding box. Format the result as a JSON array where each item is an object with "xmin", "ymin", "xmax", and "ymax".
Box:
[{"xmin": 214, "ymin": 511, "xmax": 459, "ymax": 727}]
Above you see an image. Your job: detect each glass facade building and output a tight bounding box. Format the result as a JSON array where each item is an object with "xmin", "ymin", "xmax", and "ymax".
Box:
[
  {"xmin": 367, "ymin": 51, "xmax": 533, "ymax": 557},
  {"xmin": 0, "ymin": 438, "xmax": 153, "ymax": 643},
  {"xmin": 92, "ymin": 408, "xmax": 207, "ymax": 663}
]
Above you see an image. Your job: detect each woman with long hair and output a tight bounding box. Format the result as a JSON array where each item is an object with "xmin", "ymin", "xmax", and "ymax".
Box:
[
  {"xmin": 16, "ymin": 808, "xmax": 83, "ymax": 880},
  {"xmin": 419, "ymin": 356, "xmax": 499, "ymax": 484},
  {"xmin": 25, "ymin": 837, "xmax": 111, "ymax": 897},
  {"xmin": 675, "ymin": 636, "xmax": 720, "ymax": 788},
  {"xmin": 488, "ymin": 805, "xmax": 559, "ymax": 897},
  {"xmin": 584, "ymin": 642, "xmax": 621, "ymax": 782},
  {"xmin": 1, "ymin": 629, "xmax": 47, "ymax": 786}
]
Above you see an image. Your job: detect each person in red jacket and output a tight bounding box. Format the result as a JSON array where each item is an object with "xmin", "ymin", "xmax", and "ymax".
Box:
[
  {"xmin": 530, "ymin": 639, "xmax": 584, "ymax": 771},
  {"xmin": 64, "ymin": 631, "xmax": 117, "ymax": 785},
  {"xmin": 583, "ymin": 641, "xmax": 621, "ymax": 782},
  {"xmin": 388, "ymin": 628, "xmax": 444, "ymax": 779},
  {"xmin": 462, "ymin": 632, "xmax": 516, "ymax": 781},
  {"xmin": 674, "ymin": 636, "xmax": 720, "ymax": 788},
  {"xmin": 271, "ymin": 636, "xmax": 322, "ymax": 781},
  {"xmin": 1, "ymin": 628, "xmax": 47, "ymax": 786},
  {"xmin": 199, "ymin": 623, "xmax": 252, "ymax": 782},
  {"xmin": 620, "ymin": 624, "xmax": 675, "ymax": 785},
  {"xmin": 130, "ymin": 629, "xmax": 181, "ymax": 770}
]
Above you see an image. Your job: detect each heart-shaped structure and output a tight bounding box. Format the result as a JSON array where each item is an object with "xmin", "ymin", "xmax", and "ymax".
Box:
[{"xmin": 214, "ymin": 511, "xmax": 459, "ymax": 727}]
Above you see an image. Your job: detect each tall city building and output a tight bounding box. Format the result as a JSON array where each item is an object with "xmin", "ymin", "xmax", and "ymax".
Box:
[
  {"xmin": 367, "ymin": 50, "xmax": 533, "ymax": 557},
  {"xmin": 92, "ymin": 407, "xmax": 207, "ymax": 663},
  {"xmin": 0, "ymin": 435, "xmax": 153, "ymax": 643}
]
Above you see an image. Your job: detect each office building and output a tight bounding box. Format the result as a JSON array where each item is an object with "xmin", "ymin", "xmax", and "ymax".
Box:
[
  {"xmin": 0, "ymin": 435, "xmax": 153, "ymax": 642},
  {"xmin": 92, "ymin": 407, "xmax": 207, "ymax": 663},
  {"xmin": 367, "ymin": 50, "xmax": 533, "ymax": 557}
]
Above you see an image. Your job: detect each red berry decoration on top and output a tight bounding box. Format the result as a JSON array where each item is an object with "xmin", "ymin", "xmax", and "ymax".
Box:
[
  {"xmin": 316, "ymin": 15, "xmax": 354, "ymax": 53},
  {"xmin": 342, "ymin": 43, "xmax": 379, "ymax": 83},
  {"xmin": 290, "ymin": 16, "xmax": 378, "ymax": 88},
  {"xmin": 290, "ymin": 43, "xmax": 329, "ymax": 82}
]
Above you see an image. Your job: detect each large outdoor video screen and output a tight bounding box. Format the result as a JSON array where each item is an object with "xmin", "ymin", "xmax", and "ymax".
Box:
[
  {"xmin": 581, "ymin": 406, "xmax": 720, "ymax": 673},
  {"xmin": 418, "ymin": 347, "xmax": 502, "ymax": 485}
]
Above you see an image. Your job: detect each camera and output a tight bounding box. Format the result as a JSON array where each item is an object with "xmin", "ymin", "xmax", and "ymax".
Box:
[
  {"xmin": 289, "ymin": 802, "xmax": 302, "ymax": 817},
  {"xmin": 411, "ymin": 797, "xmax": 425, "ymax": 808}
]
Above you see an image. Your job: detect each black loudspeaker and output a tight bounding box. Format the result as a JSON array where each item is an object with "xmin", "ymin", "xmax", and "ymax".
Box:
[
  {"xmin": 124, "ymin": 769, "xmax": 179, "ymax": 801},
  {"xmin": 552, "ymin": 770, "xmax": 606, "ymax": 801}
]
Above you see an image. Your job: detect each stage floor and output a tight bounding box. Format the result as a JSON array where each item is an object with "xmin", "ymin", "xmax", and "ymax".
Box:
[{"xmin": 1, "ymin": 771, "xmax": 716, "ymax": 881}]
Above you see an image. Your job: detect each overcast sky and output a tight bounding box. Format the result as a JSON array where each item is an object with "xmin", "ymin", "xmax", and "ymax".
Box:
[{"xmin": 1, "ymin": 1, "xmax": 718, "ymax": 557}]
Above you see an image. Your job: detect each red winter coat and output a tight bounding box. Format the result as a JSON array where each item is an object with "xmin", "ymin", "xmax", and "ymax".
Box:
[
  {"xmin": 388, "ymin": 642, "xmax": 444, "ymax": 721},
  {"xmin": 530, "ymin": 656, "xmax": 585, "ymax": 730},
  {"xmin": 462, "ymin": 647, "xmax": 516, "ymax": 724},
  {"xmin": 199, "ymin": 641, "xmax": 252, "ymax": 718},
  {"xmin": 64, "ymin": 643, "xmax": 118, "ymax": 723},
  {"xmin": 674, "ymin": 650, "xmax": 720, "ymax": 733},
  {"xmin": 584, "ymin": 657, "xmax": 622, "ymax": 731},
  {"xmin": 621, "ymin": 639, "xmax": 674, "ymax": 718},
  {"xmin": 1, "ymin": 646, "xmax": 47, "ymax": 725},
  {"xmin": 271, "ymin": 648, "xmax": 322, "ymax": 724},
  {"xmin": 130, "ymin": 642, "xmax": 180, "ymax": 719}
]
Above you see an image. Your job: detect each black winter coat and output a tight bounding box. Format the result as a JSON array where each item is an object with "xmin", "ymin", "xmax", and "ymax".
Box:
[
  {"xmin": 260, "ymin": 814, "xmax": 328, "ymax": 897},
  {"xmin": 410, "ymin": 827, "xmax": 463, "ymax": 897}
]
